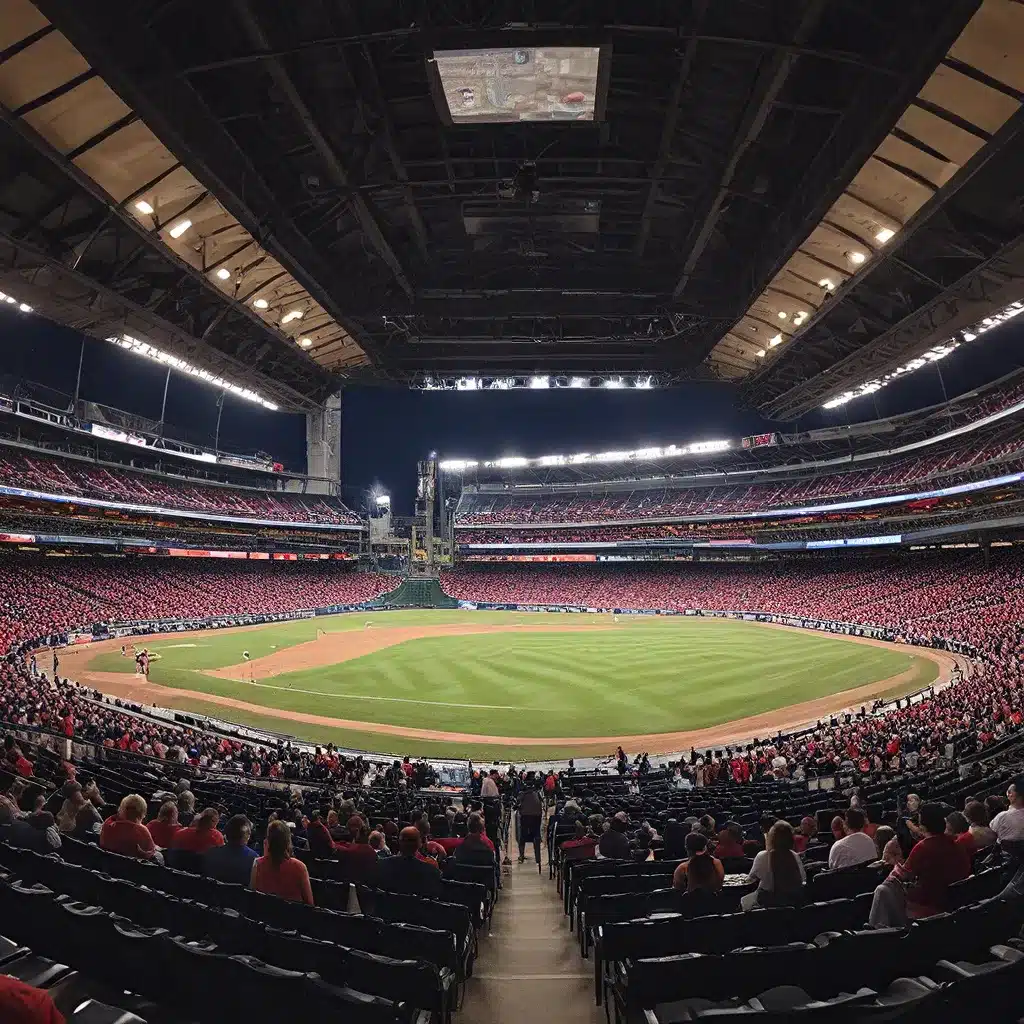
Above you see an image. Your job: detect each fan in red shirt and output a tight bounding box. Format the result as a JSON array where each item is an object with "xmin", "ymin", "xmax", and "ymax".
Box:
[
  {"xmin": 146, "ymin": 801, "xmax": 181, "ymax": 848},
  {"xmin": 101, "ymin": 794, "xmax": 157, "ymax": 860},
  {"xmin": 0, "ymin": 975, "xmax": 65, "ymax": 1024},
  {"xmin": 891, "ymin": 803, "xmax": 971, "ymax": 918},
  {"xmin": 170, "ymin": 807, "xmax": 225, "ymax": 853},
  {"xmin": 336, "ymin": 815, "xmax": 381, "ymax": 882}
]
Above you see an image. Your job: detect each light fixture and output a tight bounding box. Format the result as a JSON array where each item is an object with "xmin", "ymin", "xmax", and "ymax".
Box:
[
  {"xmin": 603, "ymin": 378, "xmax": 625, "ymax": 389},
  {"xmin": 299, "ymin": 337, "xmax": 312, "ymax": 348},
  {"xmin": 18, "ymin": 303, "xmax": 31, "ymax": 313},
  {"xmin": 3, "ymin": 296, "xmax": 14, "ymax": 304},
  {"xmin": 777, "ymin": 311, "xmax": 788, "ymax": 319},
  {"xmin": 253, "ymin": 298, "xmax": 269, "ymax": 310},
  {"xmin": 875, "ymin": 227, "xmax": 895, "ymax": 244},
  {"xmin": 280, "ymin": 309, "xmax": 304, "ymax": 325},
  {"xmin": 215, "ymin": 268, "xmax": 231, "ymax": 281},
  {"xmin": 769, "ymin": 334, "xmax": 783, "ymax": 347},
  {"xmin": 569, "ymin": 377, "xmax": 589, "ymax": 388},
  {"xmin": 847, "ymin": 251, "xmax": 866, "ymax": 265},
  {"xmin": 818, "ymin": 278, "xmax": 835, "ymax": 291},
  {"xmin": 529, "ymin": 376, "xmax": 550, "ymax": 388},
  {"xmin": 756, "ymin": 348, "xmax": 766, "ymax": 358},
  {"xmin": 168, "ymin": 219, "xmax": 192, "ymax": 239},
  {"xmin": 108, "ymin": 334, "xmax": 279, "ymax": 410},
  {"xmin": 134, "ymin": 200, "xmax": 154, "ymax": 215}
]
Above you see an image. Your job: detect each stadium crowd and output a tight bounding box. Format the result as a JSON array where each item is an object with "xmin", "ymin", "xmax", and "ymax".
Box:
[
  {"xmin": 455, "ymin": 436, "xmax": 1024, "ymax": 525},
  {"xmin": 0, "ymin": 448, "xmax": 361, "ymax": 525}
]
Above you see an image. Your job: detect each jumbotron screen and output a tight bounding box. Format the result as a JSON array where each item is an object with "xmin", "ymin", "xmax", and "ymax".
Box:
[{"xmin": 433, "ymin": 46, "xmax": 603, "ymax": 123}]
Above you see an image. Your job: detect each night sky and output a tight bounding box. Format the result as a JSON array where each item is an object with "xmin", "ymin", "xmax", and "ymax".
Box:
[{"xmin": 2, "ymin": 305, "xmax": 1022, "ymax": 514}]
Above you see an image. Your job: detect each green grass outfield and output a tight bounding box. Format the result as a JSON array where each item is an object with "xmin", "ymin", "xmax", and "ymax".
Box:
[{"xmin": 84, "ymin": 610, "xmax": 939, "ymax": 760}]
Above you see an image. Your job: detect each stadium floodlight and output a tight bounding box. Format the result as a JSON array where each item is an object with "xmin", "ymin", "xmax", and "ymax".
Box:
[
  {"xmin": 3, "ymin": 295, "xmax": 14, "ymax": 304},
  {"xmin": 134, "ymin": 200, "xmax": 154, "ymax": 215},
  {"xmin": 375, "ymin": 494, "xmax": 391, "ymax": 507},
  {"xmin": 492, "ymin": 456, "xmax": 530, "ymax": 468},
  {"xmin": 821, "ymin": 299, "xmax": 1024, "ymax": 410},
  {"xmin": 569, "ymin": 453, "xmax": 591, "ymax": 463},
  {"xmin": 18, "ymin": 303, "xmax": 31, "ymax": 314},
  {"xmin": 593, "ymin": 450, "xmax": 631, "ymax": 462},
  {"xmin": 168, "ymin": 219, "xmax": 192, "ymax": 239},
  {"xmin": 537, "ymin": 454, "xmax": 566, "ymax": 466},
  {"xmin": 634, "ymin": 376, "xmax": 654, "ymax": 389},
  {"xmin": 569, "ymin": 377, "xmax": 589, "ymax": 388},
  {"xmin": 603, "ymin": 377, "xmax": 625, "ymax": 388},
  {"xmin": 438, "ymin": 459, "xmax": 479, "ymax": 471},
  {"xmin": 456, "ymin": 377, "xmax": 481, "ymax": 390},
  {"xmin": 529, "ymin": 375, "xmax": 550, "ymax": 389},
  {"xmin": 108, "ymin": 335, "xmax": 279, "ymax": 411}
]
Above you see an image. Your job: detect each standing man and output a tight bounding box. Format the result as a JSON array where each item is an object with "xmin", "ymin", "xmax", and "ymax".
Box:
[
  {"xmin": 518, "ymin": 780, "xmax": 543, "ymax": 869},
  {"xmin": 52, "ymin": 649, "xmax": 59, "ymax": 678}
]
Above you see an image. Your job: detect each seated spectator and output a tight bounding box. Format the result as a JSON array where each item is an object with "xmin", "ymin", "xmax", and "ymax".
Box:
[
  {"xmin": 368, "ymin": 830, "xmax": 390, "ymax": 859},
  {"xmin": 632, "ymin": 826, "xmax": 655, "ymax": 863},
  {"xmin": 742, "ymin": 821, "xmax": 806, "ymax": 910},
  {"xmin": 828, "ymin": 808, "xmax": 878, "ymax": 870},
  {"xmin": 3, "ymin": 736, "xmax": 32, "ymax": 778},
  {"xmin": 560, "ymin": 817, "xmax": 601, "ymax": 860},
  {"xmin": 377, "ymin": 825, "xmax": 442, "ymax": 896},
  {"xmin": 305, "ymin": 808, "xmax": 337, "ymax": 859},
  {"xmin": 964, "ymin": 800, "xmax": 996, "ymax": 850},
  {"xmin": 146, "ymin": 801, "xmax": 181, "ymax": 848},
  {"xmin": 55, "ymin": 782, "xmax": 87, "ymax": 834},
  {"xmin": 0, "ymin": 779, "xmax": 26, "ymax": 823},
  {"xmin": 662, "ymin": 817, "xmax": 688, "ymax": 859},
  {"xmin": 946, "ymin": 811, "xmax": 975, "ymax": 853},
  {"xmin": 673, "ymin": 832, "xmax": 725, "ymax": 892},
  {"xmin": 101, "ymin": 794, "xmax": 157, "ymax": 860},
  {"xmin": 430, "ymin": 814, "xmax": 462, "ymax": 855},
  {"xmin": 597, "ymin": 812, "xmax": 631, "ymax": 860},
  {"xmin": 869, "ymin": 802, "xmax": 971, "ymax": 926},
  {"xmin": 171, "ymin": 807, "xmax": 225, "ymax": 854},
  {"xmin": 454, "ymin": 813, "xmax": 496, "ymax": 866},
  {"xmin": 992, "ymin": 775, "xmax": 1024, "ymax": 899},
  {"xmin": 0, "ymin": 810, "xmax": 60, "ymax": 853},
  {"xmin": 177, "ymin": 789, "xmax": 196, "ymax": 826},
  {"xmin": 873, "ymin": 825, "xmax": 904, "ymax": 867},
  {"xmin": 713, "ymin": 821, "xmax": 746, "ymax": 859},
  {"xmin": 0, "ymin": 972, "xmax": 65, "ymax": 1024},
  {"xmin": 830, "ymin": 815, "xmax": 846, "ymax": 842},
  {"xmin": 204, "ymin": 814, "xmax": 258, "ymax": 885},
  {"xmin": 336, "ymin": 815, "xmax": 380, "ymax": 882},
  {"xmin": 793, "ymin": 816, "xmax": 818, "ymax": 854},
  {"xmin": 251, "ymin": 819, "xmax": 313, "ymax": 905}
]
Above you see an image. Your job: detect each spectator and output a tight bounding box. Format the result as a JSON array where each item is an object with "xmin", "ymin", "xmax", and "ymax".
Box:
[
  {"xmin": 377, "ymin": 826, "xmax": 442, "ymax": 896},
  {"xmin": 518, "ymin": 783, "xmax": 543, "ymax": 866},
  {"xmin": 305, "ymin": 809, "xmax": 337, "ymax": 859},
  {"xmin": 714, "ymin": 821, "xmax": 747, "ymax": 859},
  {"xmin": 597, "ymin": 812, "xmax": 632, "ymax": 860},
  {"xmin": 171, "ymin": 807, "xmax": 225, "ymax": 854},
  {"xmin": 830, "ymin": 815, "xmax": 845, "ymax": 843},
  {"xmin": 673, "ymin": 832, "xmax": 725, "ymax": 893},
  {"xmin": 250, "ymin": 819, "xmax": 313, "ymax": 905},
  {"xmin": 945, "ymin": 811, "xmax": 975, "ymax": 853},
  {"xmin": 177, "ymin": 790, "xmax": 196, "ymax": 826},
  {"xmin": 873, "ymin": 825, "xmax": 904, "ymax": 867},
  {"xmin": 454, "ymin": 813, "xmax": 496, "ymax": 867},
  {"xmin": 368, "ymin": 830, "xmax": 390, "ymax": 859},
  {"xmin": 0, "ymin": 972, "xmax": 65, "ymax": 1024},
  {"xmin": 869, "ymin": 802, "xmax": 971, "ymax": 926},
  {"xmin": 430, "ymin": 815, "xmax": 462, "ymax": 855},
  {"xmin": 146, "ymin": 802, "xmax": 181, "ymax": 849},
  {"xmin": 742, "ymin": 821, "xmax": 806, "ymax": 910},
  {"xmin": 964, "ymin": 801, "xmax": 996, "ymax": 850},
  {"xmin": 480, "ymin": 770, "xmax": 500, "ymax": 799},
  {"xmin": 793, "ymin": 816, "xmax": 818, "ymax": 854},
  {"xmin": 1, "ymin": 810, "xmax": 60, "ymax": 853},
  {"xmin": 336, "ymin": 815, "xmax": 380, "ymax": 882},
  {"xmin": 0, "ymin": 779, "xmax": 26, "ymax": 824},
  {"xmin": 828, "ymin": 808, "xmax": 878, "ymax": 870},
  {"xmin": 204, "ymin": 814, "xmax": 258, "ymax": 885},
  {"xmin": 992, "ymin": 775, "xmax": 1024, "ymax": 899},
  {"xmin": 55, "ymin": 783, "xmax": 86, "ymax": 834},
  {"xmin": 100, "ymin": 794, "xmax": 157, "ymax": 861}
]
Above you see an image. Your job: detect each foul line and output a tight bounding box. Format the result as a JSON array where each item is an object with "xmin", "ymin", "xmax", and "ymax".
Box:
[{"xmin": 229, "ymin": 679, "xmax": 536, "ymax": 712}]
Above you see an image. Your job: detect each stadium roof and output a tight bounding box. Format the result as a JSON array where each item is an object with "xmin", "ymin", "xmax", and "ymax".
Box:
[{"xmin": 1, "ymin": 1, "xmax": 1023, "ymax": 408}]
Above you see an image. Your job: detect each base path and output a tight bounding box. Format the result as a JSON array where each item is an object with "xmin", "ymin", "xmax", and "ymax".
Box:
[{"xmin": 55, "ymin": 620, "xmax": 966, "ymax": 754}]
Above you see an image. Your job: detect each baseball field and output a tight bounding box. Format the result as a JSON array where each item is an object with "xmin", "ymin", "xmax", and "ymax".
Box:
[{"xmin": 59, "ymin": 610, "xmax": 952, "ymax": 761}]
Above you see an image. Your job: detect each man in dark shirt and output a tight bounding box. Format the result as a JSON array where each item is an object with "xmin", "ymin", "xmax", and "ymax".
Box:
[
  {"xmin": 203, "ymin": 814, "xmax": 258, "ymax": 886},
  {"xmin": 597, "ymin": 812, "xmax": 631, "ymax": 860},
  {"xmin": 454, "ymin": 813, "xmax": 496, "ymax": 867},
  {"xmin": 377, "ymin": 826, "xmax": 442, "ymax": 896}
]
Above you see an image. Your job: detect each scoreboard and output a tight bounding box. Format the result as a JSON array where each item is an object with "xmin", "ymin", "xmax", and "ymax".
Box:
[{"xmin": 741, "ymin": 432, "xmax": 779, "ymax": 449}]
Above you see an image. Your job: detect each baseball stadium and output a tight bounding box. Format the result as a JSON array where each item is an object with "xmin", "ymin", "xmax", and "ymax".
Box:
[{"xmin": 2, "ymin": 2, "xmax": 1024, "ymax": 1023}]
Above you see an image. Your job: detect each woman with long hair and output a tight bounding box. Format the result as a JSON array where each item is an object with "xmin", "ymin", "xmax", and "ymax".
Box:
[
  {"xmin": 741, "ymin": 820, "xmax": 805, "ymax": 910},
  {"xmin": 250, "ymin": 820, "xmax": 314, "ymax": 905},
  {"xmin": 673, "ymin": 832, "xmax": 725, "ymax": 893}
]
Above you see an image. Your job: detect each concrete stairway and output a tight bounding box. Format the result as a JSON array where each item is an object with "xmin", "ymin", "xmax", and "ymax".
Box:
[{"xmin": 460, "ymin": 859, "xmax": 602, "ymax": 1024}]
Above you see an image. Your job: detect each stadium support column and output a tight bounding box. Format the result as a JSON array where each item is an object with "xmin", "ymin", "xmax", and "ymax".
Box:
[{"xmin": 305, "ymin": 391, "xmax": 342, "ymax": 495}]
